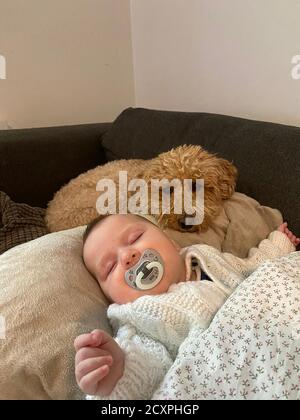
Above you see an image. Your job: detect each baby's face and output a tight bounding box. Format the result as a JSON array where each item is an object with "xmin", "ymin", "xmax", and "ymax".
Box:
[{"xmin": 83, "ymin": 214, "xmax": 186, "ymax": 304}]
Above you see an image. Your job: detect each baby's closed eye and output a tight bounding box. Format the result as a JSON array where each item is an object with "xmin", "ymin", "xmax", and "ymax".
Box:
[
  {"xmin": 106, "ymin": 261, "xmax": 117, "ymax": 276},
  {"xmin": 128, "ymin": 231, "xmax": 143, "ymax": 244}
]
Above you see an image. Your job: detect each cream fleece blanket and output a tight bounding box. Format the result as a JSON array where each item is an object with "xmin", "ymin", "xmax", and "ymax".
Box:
[{"xmin": 165, "ymin": 192, "xmax": 283, "ymax": 257}]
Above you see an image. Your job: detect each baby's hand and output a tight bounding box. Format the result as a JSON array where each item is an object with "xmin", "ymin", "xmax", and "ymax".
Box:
[
  {"xmin": 278, "ymin": 222, "xmax": 300, "ymax": 247},
  {"xmin": 74, "ymin": 329, "xmax": 124, "ymax": 397}
]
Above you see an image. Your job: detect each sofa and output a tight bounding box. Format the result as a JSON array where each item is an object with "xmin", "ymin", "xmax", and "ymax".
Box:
[
  {"xmin": 0, "ymin": 107, "xmax": 299, "ymax": 400},
  {"xmin": 1, "ymin": 108, "xmax": 299, "ymax": 233}
]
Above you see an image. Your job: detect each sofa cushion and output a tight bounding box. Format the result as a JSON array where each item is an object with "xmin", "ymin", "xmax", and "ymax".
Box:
[
  {"xmin": 0, "ymin": 191, "xmax": 48, "ymax": 255},
  {"xmin": 0, "ymin": 226, "xmax": 111, "ymax": 400},
  {"xmin": 102, "ymin": 107, "xmax": 300, "ymax": 238},
  {"xmin": 166, "ymin": 192, "xmax": 282, "ymax": 258}
]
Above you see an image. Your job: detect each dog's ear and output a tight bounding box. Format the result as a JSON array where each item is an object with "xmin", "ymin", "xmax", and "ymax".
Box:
[{"xmin": 215, "ymin": 158, "xmax": 238, "ymax": 200}]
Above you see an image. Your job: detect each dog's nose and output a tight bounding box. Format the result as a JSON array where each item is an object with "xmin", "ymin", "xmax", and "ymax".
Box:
[{"xmin": 178, "ymin": 216, "xmax": 194, "ymax": 231}]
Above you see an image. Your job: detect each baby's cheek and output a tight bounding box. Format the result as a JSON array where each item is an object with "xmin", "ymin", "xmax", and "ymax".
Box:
[{"xmin": 112, "ymin": 282, "xmax": 142, "ymax": 304}]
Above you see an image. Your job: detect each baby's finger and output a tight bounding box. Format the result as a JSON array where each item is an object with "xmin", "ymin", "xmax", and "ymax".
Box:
[
  {"xmin": 76, "ymin": 356, "xmax": 113, "ymax": 383},
  {"xmin": 278, "ymin": 223, "xmax": 287, "ymax": 233},
  {"xmin": 75, "ymin": 347, "xmax": 110, "ymax": 365},
  {"xmin": 91, "ymin": 329, "xmax": 112, "ymax": 348},
  {"xmin": 79, "ymin": 365, "xmax": 110, "ymax": 395},
  {"xmin": 74, "ymin": 333, "xmax": 94, "ymax": 352}
]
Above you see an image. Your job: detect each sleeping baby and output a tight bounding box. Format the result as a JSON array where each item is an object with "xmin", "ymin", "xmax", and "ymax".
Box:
[{"xmin": 74, "ymin": 213, "xmax": 299, "ymax": 400}]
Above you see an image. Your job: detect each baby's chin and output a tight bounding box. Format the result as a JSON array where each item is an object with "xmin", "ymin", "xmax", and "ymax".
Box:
[{"xmin": 118, "ymin": 282, "xmax": 168, "ymax": 304}]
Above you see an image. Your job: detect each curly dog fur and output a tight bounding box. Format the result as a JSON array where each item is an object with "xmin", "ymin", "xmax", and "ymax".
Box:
[{"xmin": 45, "ymin": 145, "xmax": 237, "ymax": 233}]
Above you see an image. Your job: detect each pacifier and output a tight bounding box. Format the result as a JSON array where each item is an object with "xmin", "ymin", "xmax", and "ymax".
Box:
[{"xmin": 125, "ymin": 249, "xmax": 164, "ymax": 290}]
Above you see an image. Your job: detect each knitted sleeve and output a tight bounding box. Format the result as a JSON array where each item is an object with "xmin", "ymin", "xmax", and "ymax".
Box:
[
  {"xmin": 221, "ymin": 230, "xmax": 296, "ymax": 278},
  {"xmin": 86, "ymin": 324, "xmax": 173, "ymax": 400}
]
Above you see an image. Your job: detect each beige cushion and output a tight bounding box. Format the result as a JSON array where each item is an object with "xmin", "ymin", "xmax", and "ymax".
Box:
[
  {"xmin": 165, "ymin": 192, "xmax": 283, "ymax": 257},
  {"xmin": 0, "ymin": 226, "xmax": 110, "ymax": 400}
]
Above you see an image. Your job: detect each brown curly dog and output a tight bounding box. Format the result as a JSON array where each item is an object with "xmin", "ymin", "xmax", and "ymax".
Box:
[{"xmin": 45, "ymin": 144, "xmax": 237, "ymax": 233}]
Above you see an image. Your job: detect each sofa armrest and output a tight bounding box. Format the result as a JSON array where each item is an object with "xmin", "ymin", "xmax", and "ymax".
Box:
[{"xmin": 0, "ymin": 122, "xmax": 111, "ymax": 208}]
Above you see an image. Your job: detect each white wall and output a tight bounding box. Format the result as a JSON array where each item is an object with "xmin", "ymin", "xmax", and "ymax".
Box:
[
  {"xmin": 131, "ymin": 0, "xmax": 300, "ymax": 127},
  {"xmin": 0, "ymin": 0, "xmax": 134, "ymax": 128},
  {"xmin": 1, "ymin": 0, "xmax": 300, "ymax": 129}
]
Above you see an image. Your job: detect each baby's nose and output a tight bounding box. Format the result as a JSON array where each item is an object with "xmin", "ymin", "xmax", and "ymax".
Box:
[{"xmin": 121, "ymin": 249, "xmax": 141, "ymax": 269}]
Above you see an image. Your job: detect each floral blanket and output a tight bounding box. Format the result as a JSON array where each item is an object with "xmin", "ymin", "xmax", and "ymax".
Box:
[{"xmin": 153, "ymin": 252, "xmax": 300, "ymax": 400}]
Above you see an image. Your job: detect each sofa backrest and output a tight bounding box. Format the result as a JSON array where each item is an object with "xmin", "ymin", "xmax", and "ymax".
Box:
[
  {"xmin": 102, "ymin": 107, "xmax": 300, "ymax": 235},
  {"xmin": 0, "ymin": 123, "xmax": 110, "ymax": 208}
]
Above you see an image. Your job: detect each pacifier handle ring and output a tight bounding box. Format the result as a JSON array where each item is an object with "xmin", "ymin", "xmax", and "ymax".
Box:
[{"xmin": 135, "ymin": 261, "xmax": 164, "ymax": 290}]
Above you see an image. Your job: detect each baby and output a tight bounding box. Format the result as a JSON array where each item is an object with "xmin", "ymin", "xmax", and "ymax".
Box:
[{"xmin": 75, "ymin": 214, "xmax": 299, "ymax": 400}]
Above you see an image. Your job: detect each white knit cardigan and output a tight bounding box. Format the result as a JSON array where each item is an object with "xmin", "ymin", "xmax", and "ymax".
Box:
[{"xmin": 88, "ymin": 231, "xmax": 295, "ymax": 400}]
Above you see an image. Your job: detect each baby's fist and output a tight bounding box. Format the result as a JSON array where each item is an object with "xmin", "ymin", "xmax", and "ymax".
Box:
[
  {"xmin": 74, "ymin": 329, "xmax": 124, "ymax": 396},
  {"xmin": 278, "ymin": 222, "xmax": 300, "ymax": 247}
]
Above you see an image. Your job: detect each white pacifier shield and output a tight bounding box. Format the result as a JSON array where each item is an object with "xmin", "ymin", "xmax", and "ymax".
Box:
[
  {"xmin": 135, "ymin": 261, "xmax": 164, "ymax": 290},
  {"xmin": 125, "ymin": 249, "xmax": 164, "ymax": 291}
]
